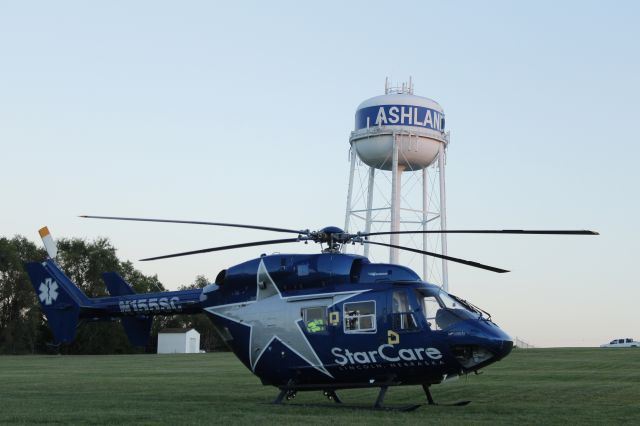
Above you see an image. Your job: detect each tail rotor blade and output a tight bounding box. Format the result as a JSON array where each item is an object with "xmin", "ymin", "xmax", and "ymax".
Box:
[
  {"xmin": 38, "ymin": 226, "xmax": 58, "ymax": 259},
  {"xmin": 362, "ymin": 240, "xmax": 509, "ymax": 273}
]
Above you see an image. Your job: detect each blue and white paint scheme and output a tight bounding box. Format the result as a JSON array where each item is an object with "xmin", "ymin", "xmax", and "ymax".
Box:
[{"xmin": 25, "ymin": 226, "xmax": 514, "ymax": 405}]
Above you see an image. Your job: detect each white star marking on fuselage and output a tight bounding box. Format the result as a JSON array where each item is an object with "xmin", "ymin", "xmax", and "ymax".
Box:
[{"xmin": 205, "ymin": 259, "xmax": 367, "ymax": 378}]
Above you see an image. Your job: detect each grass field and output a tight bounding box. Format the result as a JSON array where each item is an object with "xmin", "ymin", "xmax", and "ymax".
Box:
[{"xmin": 0, "ymin": 348, "xmax": 638, "ymax": 425}]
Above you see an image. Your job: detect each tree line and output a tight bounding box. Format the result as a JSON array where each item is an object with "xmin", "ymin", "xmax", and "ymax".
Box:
[{"xmin": 0, "ymin": 235, "xmax": 226, "ymax": 354}]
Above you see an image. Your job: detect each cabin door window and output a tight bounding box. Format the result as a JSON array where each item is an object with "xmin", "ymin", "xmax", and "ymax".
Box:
[
  {"xmin": 391, "ymin": 290, "xmax": 418, "ymax": 331},
  {"xmin": 343, "ymin": 301, "xmax": 376, "ymax": 333},
  {"xmin": 302, "ymin": 306, "xmax": 327, "ymax": 333}
]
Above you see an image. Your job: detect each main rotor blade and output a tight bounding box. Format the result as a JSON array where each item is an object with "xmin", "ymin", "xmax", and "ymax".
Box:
[
  {"xmin": 361, "ymin": 229, "xmax": 599, "ymax": 237},
  {"xmin": 139, "ymin": 238, "xmax": 301, "ymax": 261},
  {"xmin": 80, "ymin": 215, "xmax": 305, "ymax": 235},
  {"xmin": 363, "ymin": 240, "xmax": 509, "ymax": 273}
]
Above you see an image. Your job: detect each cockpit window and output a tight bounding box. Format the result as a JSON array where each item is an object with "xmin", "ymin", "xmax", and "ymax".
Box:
[
  {"xmin": 438, "ymin": 291, "xmax": 463, "ymax": 310},
  {"xmin": 418, "ymin": 289, "xmax": 480, "ymax": 331}
]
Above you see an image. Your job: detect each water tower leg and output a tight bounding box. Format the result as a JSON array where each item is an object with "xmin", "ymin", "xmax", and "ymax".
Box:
[
  {"xmin": 390, "ymin": 134, "xmax": 402, "ymax": 264},
  {"xmin": 422, "ymin": 167, "xmax": 429, "ymax": 281},
  {"xmin": 438, "ymin": 143, "xmax": 449, "ymax": 291},
  {"xmin": 344, "ymin": 148, "xmax": 357, "ymax": 235},
  {"xmin": 363, "ymin": 166, "xmax": 375, "ymax": 257}
]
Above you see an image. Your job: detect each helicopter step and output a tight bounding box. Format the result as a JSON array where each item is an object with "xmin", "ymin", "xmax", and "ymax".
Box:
[
  {"xmin": 273, "ymin": 389, "xmax": 344, "ymax": 404},
  {"xmin": 323, "ymin": 390, "xmax": 342, "ymax": 404}
]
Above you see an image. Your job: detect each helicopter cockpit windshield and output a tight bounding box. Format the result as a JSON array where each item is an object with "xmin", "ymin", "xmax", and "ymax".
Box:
[{"xmin": 418, "ymin": 289, "xmax": 488, "ymax": 331}]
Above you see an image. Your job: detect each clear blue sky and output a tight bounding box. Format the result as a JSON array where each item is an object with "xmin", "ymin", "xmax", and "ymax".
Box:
[{"xmin": 1, "ymin": 1, "xmax": 638, "ymax": 347}]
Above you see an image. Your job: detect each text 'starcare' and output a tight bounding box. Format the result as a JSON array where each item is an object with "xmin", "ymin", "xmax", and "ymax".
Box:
[{"xmin": 332, "ymin": 344, "xmax": 443, "ymax": 366}]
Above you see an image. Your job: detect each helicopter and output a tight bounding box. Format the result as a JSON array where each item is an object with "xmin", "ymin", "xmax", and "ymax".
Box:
[{"xmin": 25, "ymin": 216, "xmax": 598, "ymax": 410}]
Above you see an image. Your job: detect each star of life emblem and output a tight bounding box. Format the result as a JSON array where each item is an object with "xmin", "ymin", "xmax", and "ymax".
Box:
[{"xmin": 39, "ymin": 278, "xmax": 59, "ymax": 306}]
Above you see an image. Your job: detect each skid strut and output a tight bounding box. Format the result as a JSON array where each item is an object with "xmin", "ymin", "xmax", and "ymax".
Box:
[
  {"xmin": 421, "ymin": 383, "xmax": 471, "ymax": 407},
  {"xmin": 323, "ymin": 390, "xmax": 342, "ymax": 403},
  {"xmin": 273, "ymin": 389, "xmax": 296, "ymax": 404},
  {"xmin": 273, "ymin": 380, "xmax": 297, "ymax": 405},
  {"xmin": 273, "ymin": 389, "xmax": 287, "ymax": 405},
  {"xmin": 374, "ymin": 386, "xmax": 388, "ymax": 409},
  {"xmin": 422, "ymin": 384, "xmax": 435, "ymax": 405}
]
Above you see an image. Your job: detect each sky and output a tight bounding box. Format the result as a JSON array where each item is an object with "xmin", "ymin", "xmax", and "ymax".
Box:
[{"xmin": 1, "ymin": 1, "xmax": 638, "ymax": 347}]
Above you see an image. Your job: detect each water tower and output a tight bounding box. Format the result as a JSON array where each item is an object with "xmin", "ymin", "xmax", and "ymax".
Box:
[{"xmin": 344, "ymin": 78, "xmax": 451, "ymax": 290}]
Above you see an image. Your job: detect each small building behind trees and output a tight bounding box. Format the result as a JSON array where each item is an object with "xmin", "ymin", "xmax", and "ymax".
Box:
[{"xmin": 157, "ymin": 328, "xmax": 200, "ymax": 354}]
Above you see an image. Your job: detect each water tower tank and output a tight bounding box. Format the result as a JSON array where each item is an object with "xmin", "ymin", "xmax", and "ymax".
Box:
[{"xmin": 350, "ymin": 88, "xmax": 446, "ymax": 171}]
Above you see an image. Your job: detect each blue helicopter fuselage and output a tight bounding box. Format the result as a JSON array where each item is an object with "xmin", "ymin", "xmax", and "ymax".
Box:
[{"xmin": 199, "ymin": 252, "xmax": 513, "ymax": 389}]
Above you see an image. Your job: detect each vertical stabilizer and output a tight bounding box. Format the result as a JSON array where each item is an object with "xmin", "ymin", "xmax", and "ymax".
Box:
[{"xmin": 24, "ymin": 260, "xmax": 89, "ymax": 343}]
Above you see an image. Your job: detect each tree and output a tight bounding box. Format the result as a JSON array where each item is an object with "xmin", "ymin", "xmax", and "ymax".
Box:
[
  {"xmin": 0, "ymin": 236, "xmax": 47, "ymax": 354},
  {"xmin": 0, "ymin": 235, "xmax": 170, "ymax": 354}
]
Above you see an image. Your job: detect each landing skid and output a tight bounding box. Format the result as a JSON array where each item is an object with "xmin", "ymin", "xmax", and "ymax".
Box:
[
  {"xmin": 271, "ymin": 384, "xmax": 470, "ymax": 411},
  {"xmin": 274, "ymin": 402, "xmax": 423, "ymax": 412}
]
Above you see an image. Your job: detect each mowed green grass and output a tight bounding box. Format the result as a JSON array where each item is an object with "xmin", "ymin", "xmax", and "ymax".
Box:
[{"xmin": 0, "ymin": 348, "xmax": 638, "ymax": 425}]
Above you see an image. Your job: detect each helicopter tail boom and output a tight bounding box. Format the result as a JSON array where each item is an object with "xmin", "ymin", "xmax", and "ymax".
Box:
[{"xmin": 26, "ymin": 257, "xmax": 203, "ymax": 346}]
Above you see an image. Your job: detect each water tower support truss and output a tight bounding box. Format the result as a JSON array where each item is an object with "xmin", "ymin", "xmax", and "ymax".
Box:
[{"xmin": 343, "ymin": 132, "xmax": 450, "ymax": 290}]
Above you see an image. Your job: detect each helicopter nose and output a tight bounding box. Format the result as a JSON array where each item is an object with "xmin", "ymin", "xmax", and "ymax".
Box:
[
  {"xmin": 494, "ymin": 338, "xmax": 514, "ymax": 360},
  {"xmin": 447, "ymin": 321, "xmax": 514, "ymax": 370}
]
